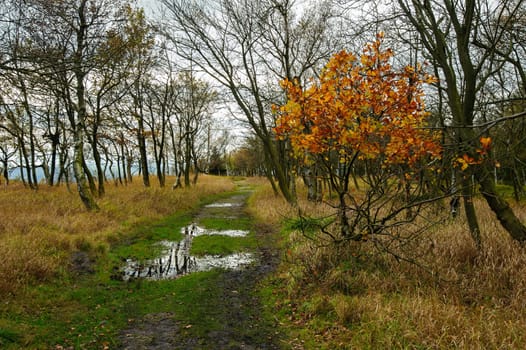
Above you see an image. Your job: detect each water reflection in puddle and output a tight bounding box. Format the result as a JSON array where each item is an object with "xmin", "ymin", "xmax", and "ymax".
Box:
[
  {"xmin": 204, "ymin": 202, "xmax": 242, "ymax": 208},
  {"xmin": 183, "ymin": 224, "xmax": 249, "ymax": 237},
  {"xmin": 121, "ymin": 224, "xmax": 254, "ymax": 281}
]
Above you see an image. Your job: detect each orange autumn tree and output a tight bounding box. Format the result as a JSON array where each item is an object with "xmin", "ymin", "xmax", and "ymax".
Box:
[{"xmin": 274, "ymin": 34, "xmax": 442, "ymax": 243}]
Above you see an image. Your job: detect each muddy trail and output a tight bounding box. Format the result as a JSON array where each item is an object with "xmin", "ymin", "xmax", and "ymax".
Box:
[{"xmin": 118, "ymin": 189, "xmax": 282, "ymax": 350}]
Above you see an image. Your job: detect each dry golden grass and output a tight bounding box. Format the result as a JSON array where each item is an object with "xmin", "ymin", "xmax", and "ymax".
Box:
[
  {"xmin": 245, "ymin": 177, "xmax": 292, "ymax": 226},
  {"xmin": 252, "ymin": 181, "xmax": 526, "ymax": 349},
  {"xmin": 0, "ymin": 175, "xmax": 234, "ymax": 295},
  {"xmin": 245, "ymin": 177, "xmax": 335, "ymax": 228}
]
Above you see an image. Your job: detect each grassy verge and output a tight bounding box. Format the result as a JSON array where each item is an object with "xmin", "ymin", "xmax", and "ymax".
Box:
[
  {"xmin": 0, "ymin": 176, "xmax": 275, "ymax": 349},
  {"xmin": 0, "ymin": 175, "xmax": 236, "ymax": 296},
  {"xmin": 250, "ymin": 179, "xmax": 526, "ymax": 349}
]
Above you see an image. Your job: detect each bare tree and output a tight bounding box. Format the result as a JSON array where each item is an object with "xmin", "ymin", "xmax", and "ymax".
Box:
[
  {"xmin": 395, "ymin": 0, "xmax": 526, "ymax": 243},
  {"xmin": 5, "ymin": 0, "xmax": 144, "ymax": 210},
  {"xmin": 171, "ymin": 71, "xmax": 217, "ymax": 187},
  {"xmin": 159, "ymin": 0, "xmax": 340, "ymax": 204}
]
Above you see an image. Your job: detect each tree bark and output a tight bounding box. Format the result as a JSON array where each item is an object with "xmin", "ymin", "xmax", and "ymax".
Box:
[
  {"xmin": 462, "ymin": 177, "xmax": 482, "ymax": 248},
  {"xmin": 397, "ymin": 0, "xmax": 526, "ymax": 243},
  {"xmin": 137, "ymin": 116, "xmax": 150, "ymax": 187},
  {"xmin": 90, "ymin": 101, "xmax": 105, "ymax": 196},
  {"xmin": 72, "ymin": 0, "xmax": 98, "ymax": 211},
  {"xmin": 476, "ymin": 164, "xmax": 526, "ymax": 241}
]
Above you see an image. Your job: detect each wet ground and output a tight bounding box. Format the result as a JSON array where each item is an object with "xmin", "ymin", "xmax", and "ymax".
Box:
[
  {"xmin": 118, "ymin": 189, "xmax": 281, "ymax": 349},
  {"xmin": 122, "ymin": 224, "xmax": 254, "ymax": 280}
]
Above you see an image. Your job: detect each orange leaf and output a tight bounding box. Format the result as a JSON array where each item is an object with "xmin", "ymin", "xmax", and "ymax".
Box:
[{"xmin": 479, "ymin": 136, "xmax": 492, "ymax": 149}]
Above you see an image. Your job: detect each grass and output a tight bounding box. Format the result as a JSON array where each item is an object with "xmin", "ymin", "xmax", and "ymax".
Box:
[
  {"xmin": 0, "ymin": 175, "xmax": 239, "ymax": 348},
  {"xmin": 0, "ymin": 174, "xmax": 235, "ymax": 296},
  {"xmin": 5, "ymin": 174, "xmax": 526, "ymax": 348},
  {"xmin": 0, "ymin": 328, "xmax": 19, "ymax": 346},
  {"xmin": 0, "ymin": 174, "xmax": 270, "ymax": 349},
  {"xmin": 190, "ymin": 234, "xmax": 257, "ymax": 256},
  {"xmin": 249, "ymin": 179, "xmax": 526, "ymax": 349},
  {"xmin": 495, "ymin": 183, "xmax": 526, "ymax": 200},
  {"xmin": 198, "ymin": 216, "xmax": 253, "ymax": 231},
  {"xmin": 0, "ymin": 268, "xmax": 225, "ymax": 349},
  {"xmin": 108, "ymin": 212, "xmax": 190, "ymax": 263}
]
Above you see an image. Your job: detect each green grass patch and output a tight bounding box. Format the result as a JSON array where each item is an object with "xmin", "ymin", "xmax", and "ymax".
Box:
[
  {"xmin": 109, "ymin": 213, "xmax": 191, "ymax": 264},
  {"xmin": 0, "ymin": 328, "xmax": 19, "ymax": 346},
  {"xmin": 1, "ymin": 193, "xmax": 255, "ymax": 349},
  {"xmin": 283, "ymin": 216, "xmax": 334, "ymax": 236},
  {"xmin": 199, "ymin": 216, "xmax": 252, "ymax": 231},
  {"xmin": 190, "ymin": 234, "xmax": 257, "ymax": 256},
  {"xmin": 495, "ymin": 183, "xmax": 526, "ymax": 199},
  {"xmin": 0, "ymin": 268, "xmax": 226, "ymax": 349}
]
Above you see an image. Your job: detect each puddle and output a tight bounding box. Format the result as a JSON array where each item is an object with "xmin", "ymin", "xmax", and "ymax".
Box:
[
  {"xmin": 182, "ymin": 223, "xmax": 249, "ymax": 237},
  {"xmin": 121, "ymin": 224, "xmax": 254, "ymax": 281},
  {"xmin": 204, "ymin": 202, "xmax": 242, "ymax": 208}
]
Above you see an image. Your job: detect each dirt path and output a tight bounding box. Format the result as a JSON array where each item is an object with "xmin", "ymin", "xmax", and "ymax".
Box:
[{"xmin": 118, "ymin": 190, "xmax": 281, "ymax": 349}]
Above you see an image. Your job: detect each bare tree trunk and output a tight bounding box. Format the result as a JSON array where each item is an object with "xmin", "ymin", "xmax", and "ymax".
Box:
[
  {"xmin": 191, "ymin": 134, "xmax": 199, "ymax": 185},
  {"xmin": 16, "ymin": 70, "xmax": 39, "ymax": 189},
  {"xmin": 92, "ymin": 142, "xmax": 105, "ymax": 196},
  {"xmin": 47, "ymin": 133, "xmax": 59, "ymax": 186},
  {"xmin": 126, "ymin": 154, "xmax": 133, "ymax": 184},
  {"xmin": 90, "ymin": 105, "xmax": 105, "ymax": 196},
  {"xmin": 72, "ymin": 0, "xmax": 98, "ymax": 211},
  {"xmin": 73, "ymin": 132, "xmax": 98, "ymax": 210},
  {"xmin": 137, "ymin": 115, "xmax": 150, "ymax": 187},
  {"xmin": 476, "ymin": 164, "xmax": 526, "ymax": 241},
  {"xmin": 184, "ymin": 129, "xmax": 191, "ymax": 187},
  {"xmin": 397, "ymin": 0, "xmax": 526, "ymax": 243},
  {"xmin": 462, "ymin": 176, "xmax": 482, "ymax": 248},
  {"xmin": 82, "ymin": 156, "xmax": 97, "ymax": 195},
  {"xmin": 18, "ymin": 137, "xmax": 34, "ymax": 189},
  {"xmin": 57, "ymin": 136, "xmax": 69, "ymax": 186}
]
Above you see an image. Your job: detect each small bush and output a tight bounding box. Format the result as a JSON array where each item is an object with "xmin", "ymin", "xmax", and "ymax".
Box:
[{"xmin": 252, "ymin": 180, "xmax": 526, "ymax": 349}]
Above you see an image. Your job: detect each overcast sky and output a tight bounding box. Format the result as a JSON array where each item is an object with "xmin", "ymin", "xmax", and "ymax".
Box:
[{"xmin": 137, "ymin": 0, "xmax": 160, "ymax": 16}]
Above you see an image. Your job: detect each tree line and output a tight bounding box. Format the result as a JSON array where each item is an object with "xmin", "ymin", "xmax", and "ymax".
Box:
[{"xmin": 0, "ymin": 0, "xmax": 226, "ymax": 210}]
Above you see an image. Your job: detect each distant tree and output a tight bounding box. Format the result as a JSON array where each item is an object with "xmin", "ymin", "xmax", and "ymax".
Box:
[
  {"xmin": 172, "ymin": 71, "xmax": 217, "ymax": 188},
  {"xmin": 119, "ymin": 6, "xmax": 157, "ymax": 188},
  {"xmin": 143, "ymin": 43, "xmax": 181, "ymax": 188},
  {"xmin": 207, "ymin": 146, "xmax": 227, "ymax": 176},
  {"xmin": 229, "ymin": 136, "xmax": 266, "ymax": 177},
  {"xmin": 144, "ymin": 80, "xmax": 170, "ymax": 187}
]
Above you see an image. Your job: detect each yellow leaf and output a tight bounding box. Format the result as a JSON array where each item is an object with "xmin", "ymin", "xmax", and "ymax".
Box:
[{"xmin": 457, "ymin": 157, "xmax": 469, "ymax": 171}]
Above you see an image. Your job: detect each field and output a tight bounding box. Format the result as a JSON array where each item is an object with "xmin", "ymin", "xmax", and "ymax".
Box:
[{"xmin": 1, "ymin": 175, "xmax": 526, "ymax": 349}]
